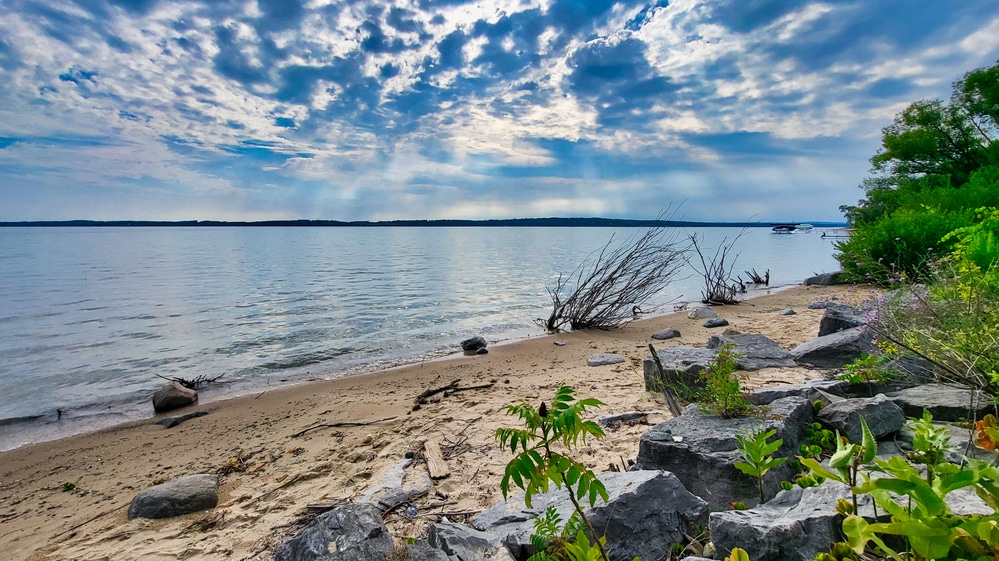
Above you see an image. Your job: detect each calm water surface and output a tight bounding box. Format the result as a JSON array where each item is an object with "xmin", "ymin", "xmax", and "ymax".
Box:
[{"xmin": 0, "ymin": 226, "xmax": 841, "ymax": 450}]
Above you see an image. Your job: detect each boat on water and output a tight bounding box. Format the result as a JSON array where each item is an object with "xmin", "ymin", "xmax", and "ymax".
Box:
[{"xmin": 770, "ymin": 222, "xmax": 815, "ymax": 233}]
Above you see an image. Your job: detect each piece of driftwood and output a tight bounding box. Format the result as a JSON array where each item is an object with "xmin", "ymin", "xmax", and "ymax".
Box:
[
  {"xmin": 423, "ymin": 438, "xmax": 450, "ymax": 480},
  {"xmin": 305, "ymin": 499, "xmax": 347, "ymax": 513},
  {"xmin": 291, "ymin": 416, "xmax": 397, "ymax": 438},
  {"xmin": 156, "ymin": 410, "xmax": 209, "ymax": 428},
  {"xmin": 155, "ymin": 372, "xmax": 226, "ymax": 389},
  {"xmin": 648, "ymin": 344, "xmax": 683, "ymax": 418},
  {"xmin": 597, "ymin": 411, "xmax": 649, "ymax": 426},
  {"xmin": 415, "ymin": 381, "xmax": 495, "ymax": 404}
]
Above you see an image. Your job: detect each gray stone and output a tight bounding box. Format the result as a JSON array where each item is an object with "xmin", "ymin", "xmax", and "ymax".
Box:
[
  {"xmin": 710, "ymin": 482, "xmax": 873, "ymax": 561},
  {"xmin": 405, "ymin": 540, "xmax": 450, "ymax": 561},
  {"xmin": 687, "ymin": 306, "xmax": 717, "ymax": 319},
  {"xmin": 643, "ymin": 346, "xmax": 717, "ymax": 392},
  {"xmin": 707, "ymin": 333, "xmax": 796, "ymax": 371},
  {"xmin": 806, "ymin": 301, "xmax": 829, "ymax": 310},
  {"xmin": 127, "ymin": 474, "xmax": 218, "ymax": 520},
  {"xmin": 704, "ymin": 318, "xmax": 730, "ymax": 328},
  {"xmin": 474, "ymin": 470, "xmax": 709, "ymax": 561},
  {"xmin": 778, "ymin": 308, "xmax": 796, "ymax": 316},
  {"xmin": 817, "ymin": 303, "xmax": 866, "ymax": 337},
  {"xmin": 274, "ymin": 503, "xmax": 393, "ymax": 561},
  {"xmin": 803, "ymin": 272, "xmax": 846, "ymax": 286},
  {"xmin": 887, "ymin": 384, "xmax": 994, "ymax": 422},
  {"xmin": 633, "ymin": 397, "xmax": 813, "ymax": 509},
  {"xmin": 152, "ymin": 381, "xmax": 197, "ymax": 413},
  {"xmin": 156, "ymin": 410, "xmax": 209, "ymax": 429},
  {"xmin": 885, "ymin": 355, "xmax": 936, "ymax": 385},
  {"xmin": 460, "ymin": 336, "xmax": 487, "ymax": 352},
  {"xmin": 651, "ymin": 327, "xmax": 681, "ymax": 340},
  {"xmin": 791, "ymin": 327, "xmax": 874, "ymax": 368},
  {"xmin": 360, "ymin": 459, "xmax": 431, "ymax": 512},
  {"xmin": 587, "ymin": 353, "xmax": 626, "ymax": 367},
  {"xmin": 428, "ymin": 521, "xmax": 515, "ymax": 561},
  {"xmin": 747, "ymin": 379, "xmax": 848, "ymax": 406},
  {"xmin": 598, "ymin": 411, "xmax": 649, "ymax": 426},
  {"xmin": 817, "ymin": 394, "xmax": 905, "ymax": 443}
]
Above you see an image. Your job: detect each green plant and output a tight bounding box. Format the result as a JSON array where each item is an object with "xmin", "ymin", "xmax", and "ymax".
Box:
[
  {"xmin": 700, "ymin": 344, "xmax": 751, "ymax": 418},
  {"xmin": 496, "ymin": 384, "xmax": 610, "ymax": 561},
  {"xmin": 800, "ymin": 422, "xmax": 836, "ymax": 459},
  {"xmin": 61, "ymin": 481, "xmax": 77, "ymax": 492},
  {"xmin": 798, "ymin": 417, "xmax": 877, "ymax": 514},
  {"xmin": 725, "ymin": 547, "xmax": 751, "ymax": 561},
  {"xmin": 837, "ymin": 353, "xmax": 899, "ymax": 386},
  {"xmin": 734, "ymin": 428, "xmax": 788, "ymax": 503}
]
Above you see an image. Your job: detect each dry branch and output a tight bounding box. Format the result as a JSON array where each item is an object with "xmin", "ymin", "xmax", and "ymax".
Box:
[
  {"xmin": 688, "ymin": 231, "xmax": 746, "ymax": 305},
  {"xmin": 291, "ymin": 416, "xmax": 397, "ymax": 438}
]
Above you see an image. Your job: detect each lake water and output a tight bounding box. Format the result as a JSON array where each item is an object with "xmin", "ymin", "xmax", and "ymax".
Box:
[{"xmin": 0, "ymin": 226, "xmax": 842, "ymax": 450}]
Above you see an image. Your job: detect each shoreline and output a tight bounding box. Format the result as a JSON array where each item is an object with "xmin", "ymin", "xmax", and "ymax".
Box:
[{"xmin": 0, "ymin": 283, "xmax": 863, "ymax": 561}]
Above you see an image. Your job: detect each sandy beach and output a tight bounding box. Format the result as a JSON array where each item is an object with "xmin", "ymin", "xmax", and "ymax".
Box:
[{"xmin": 0, "ymin": 283, "xmax": 863, "ymax": 561}]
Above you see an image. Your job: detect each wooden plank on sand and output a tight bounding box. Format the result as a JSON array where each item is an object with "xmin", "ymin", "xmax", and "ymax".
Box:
[{"xmin": 424, "ymin": 438, "xmax": 450, "ymax": 480}]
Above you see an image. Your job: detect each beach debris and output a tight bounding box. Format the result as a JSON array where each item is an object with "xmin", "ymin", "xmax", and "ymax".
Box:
[
  {"xmin": 414, "ymin": 379, "xmax": 496, "ymax": 407},
  {"xmin": 152, "ymin": 381, "xmax": 198, "ymax": 413},
  {"xmin": 651, "ymin": 327, "xmax": 681, "ymax": 340},
  {"xmin": 597, "ymin": 411, "xmax": 649, "ymax": 427},
  {"xmin": 291, "ymin": 416, "xmax": 398, "ymax": 438},
  {"xmin": 423, "ymin": 437, "xmax": 450, "ymax": 480},
  {"xmin": 704, "ymin": 317, "xmax": 730, "ymax": 328},
  {"xmin": 156, "ymin": 410, "xmax": 209, "ymax": 429},
  {"xmin": 360, "ymin": 459, "xmax": 431, "ymax": 514},
  {"xmin": 460, "ymin": 335, "xmax": 487, "ymax": 353},
  {"xmin": 689, "ymin": 231, "xmax": 746, "ymax": 305},
  {"xmin": 586, "ymin": 353, "xmax": 626, "ymax": 367},
  {"xmin": 154, "ymin": 372, "xmax": 226, "ymax": 390},
  {"xmin": 553, "ymin": 340, "xmax": 567, "ymax": 346},
  {"xmin": 745, "ymin": 268, "xmax": 770, "ymax": 285},
  {"xmin": 646, "ymin": 344, "xmax": 683, "ymax": 418},
  {"xmin": 779, "ymin": 307, "xmax": 796, "ymax": 315},
  {"xmin": 127, "ymin": 474, "xmax": 219, "ymax": 520}
]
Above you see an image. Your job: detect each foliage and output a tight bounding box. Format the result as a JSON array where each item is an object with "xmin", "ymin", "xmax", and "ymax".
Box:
[
  {"xmin": 724, "ymin": 547, "xmax": 751, "ymax": 561},
  {"xmin": 800, "ymin": 422, "xmax": 836, "ymax": 459},
  {"xmin": 541, "ymin": 209, "xmax": 689, "ymax": 332},
  {"xmin": 699, "ymin": 344, "xmax": 751, "ymax": 418},
  {"xmin": 734, "ymin": 428, "xmax": 788, "ymax": 503},
  {"xmin": 836, "ymin": 353, "xmax": 899, "ymax": 386},
  {"xmin": 528, "ymin": 507, "xmax": 597, "ymax": 561},
  {"xmin": 496, "ymin": 385, "xmax": 610, "ymax": 561},
  {"xmin": 798, "ymin": 416, "xmax": 877, "ymax": 514}
]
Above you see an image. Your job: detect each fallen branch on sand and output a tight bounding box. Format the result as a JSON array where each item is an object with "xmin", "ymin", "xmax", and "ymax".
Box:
[
  {"xmin": 291, "ymin": 416, "xmax": 398, "ymax": 438},
  {"xmin": 155, "ymin": 372, "xmax": 226, "ymax": 389},
  {"xmin": 414, "ymin": 381, "xmax": 496, "ymax": 404}
]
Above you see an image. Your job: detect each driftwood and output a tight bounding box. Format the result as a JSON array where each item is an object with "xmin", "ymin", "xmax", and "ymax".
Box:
[
  {"xmin": 648, "ymin": 344, "xmax": 683, "ymax": 418},
  {"xmin": 414, "ymin": 380, "xmax": 495, "ymax": 404},
  {"xmin": 155, "ymin": 372, "xmax": 226, "ymax": 389},
  {"xmin": 291, "ymin": 416, "xmax": 397, "ymax": 438},
  {"xmin": 745, "ymin": 268, "xmax": 770, "ymax": 286},
  {"xmin": 423, "ymin": 438, "xmax": 450, "ymax": 479},
  {"xmin": 688, "ymin": 231, "xmax": 746, "ymax": 305}
]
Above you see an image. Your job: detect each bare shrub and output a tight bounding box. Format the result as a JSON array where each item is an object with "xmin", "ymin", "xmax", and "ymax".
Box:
[
  {"xmin": 540, "ymin": 210, "xmax": 689, "ymax": 332},
  {"xmin": 688, "ymin": 231, "xmax": 746, "ymax": 305}
]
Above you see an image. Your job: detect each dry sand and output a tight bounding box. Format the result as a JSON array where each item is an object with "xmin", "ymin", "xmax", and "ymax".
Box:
[{"xmin": 0, "ymin": 284, "xmax": 867, "ymax": 561}]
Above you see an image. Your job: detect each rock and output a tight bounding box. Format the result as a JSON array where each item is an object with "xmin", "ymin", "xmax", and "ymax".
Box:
[
  {"xmin": 710, "ymin": 482, "xmax": 873, "ymax": 561},
  {"xmin": 651, "ymin": 327, "xmax": 681, "ymax": 340},
  {"xmin": 428, "ymin": 521, "xmax": 515, "ymax": 561},
  {"xmin": 405, "ymin": 540, "xmax": 450, "ymax": 561},
  {"xmin": 360, "ymin": 459, "xmax": 432, "ymax": 513},
  {"xmin": 155, "ymin": 410, "xmax": 209, "ymax": 429},
  {"xmin": 127, "ymin": 474, "xmax": 219, "ymax": 519},
  {"xmin": 474, "ymin": 470, "xmax": 709, "ymax": 561},
  {"xmin": 791, "ymin": 327, "xmax": 874, "ymax": 368},
  {"xmin": 778, "ymin": 308, "xmax": 796, "ymax": 316},
  {"xmin": 803, "ymin": 271, "xmax": 846, "ymax": 286},
  {"xmin": 475, "ymin": 347, "xmax": 488, "ymax": 355},
  {"xmin": 806, "ymin": 301, "xmax": 829, "ymax": 310},
  {"xmin": 817, "ymin": 303, "xmax": 866, "ymax": 337},
  {"xmin": 633, "ymin": 397, "xmax": 813, "ymax": 509},
  {"xmin": 706, "ymin": 333, "xmax": 796, "ymax": 371},
  {"xmin": 687, "ymin": 306, "xmax": 717, "ymax": 319},
  {"xmin": 747, "ymin": 379, "xmax": 848, "ymax": 406},
  {"xmin": 460, "ymin": 336, "xmax": 487, "ymax": 352},
  {"xmin": 887, "ymin": 384, "xmax": 994, "ymax": 422},
  {"xmin": 884, "ymin": 355, "xmax": 936, "ymax": 385},
  {"xmin": 274, "ymin": 503, "xmax": 393, "ymax": 561},
  {"xmin": 643, "ymin": 346, "xmax": 717, "ymax": 392},
  {"xmin": 704, "ymin": 318, "xmax": 730, "ymax": 328},
  {"xmin": 587, "ymin": 353, "xmax": 626, "ymax": 367},
  {"xmin": 817, "ymin": 394, "xmax": 905, "ymax": 442},
  {"xmin": 152, "ymin": 381, "xmax": 197, "ymax": 413}
]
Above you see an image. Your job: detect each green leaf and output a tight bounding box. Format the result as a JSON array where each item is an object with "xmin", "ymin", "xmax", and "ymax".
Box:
[
  {"xmin": 799, "ymin": 456, "xmax": 844, "ymax": 484},
  {"xmin": 860, "ymin": 417, "xmax": 877, "ymax": 464}
]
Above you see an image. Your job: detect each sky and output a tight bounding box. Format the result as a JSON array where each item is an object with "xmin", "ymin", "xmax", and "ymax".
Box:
[{"xmin": 0, "ymin": 0, "xmax": 997, "ymax": 222}]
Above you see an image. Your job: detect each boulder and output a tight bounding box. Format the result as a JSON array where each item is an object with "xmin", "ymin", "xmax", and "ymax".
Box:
[
  {"xmin": 643, "ymin": 346, "xmax": 717, "ymax": 392},
  {"xmin": 587, "ymin": 353, "xmax": 626, "ymax": 367},
  {"xmin": 127, "ymin": 474, "xmax": 218, "ymax": 520},
  {"xmin": 791, "ymin": 327, "xmax": 874, "ymax": 368},
  {"xmin": 651, "ymin": 327, "xmax": 681, "ymax": 340},
  {"xmin": 706, "ymin": 333, "xmax": 796, "ymax": 371},
  {"xmin": 460, "ymin": 336, "xmax": 487, "ymax": 352},
  {"xmin": 704, "ymin": 318, "xmax": 730, "ymax": 328},
  {"xmin": 747, "ymin": 379, "xmax": 848, "ymax": 406},
  {"xmin": 816, "ymin": 394, "xmax": 905, "ymax": 443},
  {"xmin": 807, "ymin": 301, "xmax": 829, "ymax": 310},
  {"xmin": 633, "ymin": 397, "xmax": 813, "ymax": 509},
  {"xmin": 274, "ymin": 503, "xmax": 394, "ymax": 561},
  {"xmin": 687, "ymin": 306, "xmax": 717, "ymax": 319},
  {"xmin": 405, "ymin": 540, "xmax": 450, "ymax": 561},
  {"xmin": 817, "ymin": 304, "xmax": 866, "ymax": 337},
  {"xmin": 152, "ymin": 381, "xmax": 197, "ymax": 413},
  {"xmin": 803, "ymin": 272, "xmax": 846, "ymax": 286},
  {"xmin": 360, "ymin": 459, "xmax": 432, "ymax": 513},
  {"xmin": 428, "ymin": 521, "xmax": 515, "ymax": 561},
  {"xmin": 474, "ymin": 470, "xmax": 709, "ymax": 561},
  {"xmin": 884, "ymin": 355, "xmax": 936, "ymax": 385},
  {"xmin": 887, "ymin": 384, "xmax": 994, "ymax": 422}
]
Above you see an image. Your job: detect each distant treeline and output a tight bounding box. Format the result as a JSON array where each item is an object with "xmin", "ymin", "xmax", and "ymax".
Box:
[{"xmin": 0, "ymin": 218, "xmax": 847, "ymax": 228}]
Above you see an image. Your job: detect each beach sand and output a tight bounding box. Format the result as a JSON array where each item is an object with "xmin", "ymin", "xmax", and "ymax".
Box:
[{"xmin": 0, "ymin": 284, "xmax": 865, "ymax": 561}]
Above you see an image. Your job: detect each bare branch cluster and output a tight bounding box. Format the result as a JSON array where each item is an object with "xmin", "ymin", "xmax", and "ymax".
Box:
[
  {"xmin": 688, "ymin": 232, "xmax": 747, "ymax": 305},
  {"xmin": 155, "ymin": 372, "xmax": 226, "ymax": 389},
  {"xmin": 540, "ymin": 209, "xmax": 689, "ymax": 333}
]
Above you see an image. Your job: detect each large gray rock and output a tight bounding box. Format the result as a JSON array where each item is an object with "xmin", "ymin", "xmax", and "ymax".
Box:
[
  {"xmin": 406, "ymin": 540, "xmax": 451, "ymax": 561},
  {"xmin": 704, "ymin": 318, "xmax": 730, "ymax": 328},
  {"xmin": 651, "ymin": 327, "xmax": 681, "ymax": 340},
  {"xmin": 428, "ymin": 521, "xmax": 515, "ymax": 561},
  {"xmin": 642, "ymin": 346, "xmax": 717, "ymax": 392},
  {"xmin": 707, "ymin": 333, "xmax": 796, "ymax": 371},
  {"xmin": 633, "ymin": 397, "xmax": 813, "ymax": 509},
  {"xmin": 791, "ymin": 327, "xmax": 874, "ymax": 369},
  {"xmin": 817, "ymin": 304, "xmax": 866, "ymax": 337},
  {"xmin": 803, "ymin": 272, "xmax": 846, "ymax": 286},
  {"xmin": 152, "ymin": 381, "xmax": 197, "ymax": 413},
  {"xmin": 474, "ymin": 470, "xmax": 709, "ymax": 561},
  {"xmin": 747, "ymin": 379, "xmax": 847, "ymax": 406},
  {"xmin": 687, "ymin": 306, "xmax": 717, "ymax": 319},
  {"xmin": 127, "ymin": 474, "xmax": 219, "ymax": 520},
  {"xmin": 360, "ymin": 459, "xmax": 431, "ymax": 513},
  {"xmin": 274, "ymin": 503, "xmax": 393, "ymax": 561},
  {"xmin": 710, "ymin": 482, "xmax": 873, "ymax": 561},
  {"xmin": 887, "ymin": 384, "xmax": 994, "ymax": 422},
  {"xmin": 461, "ymin": 336, "xmax": 487, "ymax": 352},
  {"xmin": 817, "ymin": 394, "xmax": 905, "ymax": 443}
]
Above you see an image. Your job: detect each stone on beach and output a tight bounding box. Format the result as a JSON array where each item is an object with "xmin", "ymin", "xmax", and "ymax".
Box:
[
  {"xmin": 127, "ymin": 474, "xmax": 219, "ymax": 519},
  {"xmin": 651, "ymin": 327, "xmax": 681, "ymax": 340},
  {"xmin": 274, "ymin": 503, "xmax": 393, "ymax": 561},
  {"xmin": 152, "ymin": 381, "xmax": 198, "ymax": 413},
  {"xmin": 587, "ymin": 353, "xmax": 626, "ymax": 367},
  {"xmin": 703, "ymin": 317, "xmax": 729, "ymax": 328},
  {"xmin": 687, "ymin": 306, "xmax": 717, "ymax": 319},
  {"xmin": 460, "ymin": 335, "xmax": 487, "ymax": 352}
]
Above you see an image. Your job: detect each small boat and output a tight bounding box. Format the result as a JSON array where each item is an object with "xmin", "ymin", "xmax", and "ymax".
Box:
[
  {"xmin": 770, "ymin": 223, "xmax": 799, "ymax": 233},
  {"xmin": 797, "ymin": 224, "xmax": 814, "ymax": 231}
]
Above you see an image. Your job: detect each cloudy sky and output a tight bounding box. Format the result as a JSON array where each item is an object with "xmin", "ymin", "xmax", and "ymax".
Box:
[{"xmin": 0, "ymin": 0, "xmax": 997, "ymax": 222}]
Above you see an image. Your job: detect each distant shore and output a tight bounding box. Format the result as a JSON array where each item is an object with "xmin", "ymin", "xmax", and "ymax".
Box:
[{"xmin": 0, "ymin": 218, "xmax": 849, "ymax": 228}]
